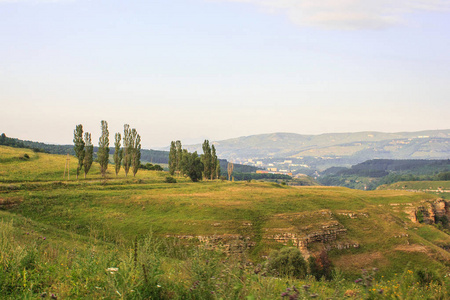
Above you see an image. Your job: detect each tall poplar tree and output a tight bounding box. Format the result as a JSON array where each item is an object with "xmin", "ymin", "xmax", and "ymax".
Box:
[
  {"xmin": 176, "ymin": 140, "xmax": 183, "ymax": 176},
  {"xmin": 114, "ymin": 133, "xmax": 123, "ymax": 176},
  {"xmin": 123, "ymin": 124, "xmax": 132, "ymax": 177},
  {"xmin": 227, "ymin": 162, "xmax": 234, "ymax": 181},
  {"xmin": 98, "ymin": 120, "xmax": 110, "ymax": 177},
  {"xmin": 73, "ymin": 124, "xmax": 85, "ymax": 179},
  {"xmin": 211, "ymin": 144, "xmax": 219, "ymax": 179},
  {"xmin": 201, "ymin": 140, "xmax": 212, "ymax": 180},
  {"xmin": 179, "ymin": 149, "xmax": 188, "ymax": 176},
  {"xmin": 169, "ymin": 141, "xmax": 177, "ymax": 176},
  {"xmin": 83, "ymin": 132, "xmax": 93, "ymax": 178},
  {"xmin": 131, "ymin": 129, "xmax": 141, "ymax": 177}
]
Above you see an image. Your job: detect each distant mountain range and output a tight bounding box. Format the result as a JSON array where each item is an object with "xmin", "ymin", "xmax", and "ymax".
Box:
[{"xmin": 185, "ymin": 130, "xmax": 450, "ymax": 170}]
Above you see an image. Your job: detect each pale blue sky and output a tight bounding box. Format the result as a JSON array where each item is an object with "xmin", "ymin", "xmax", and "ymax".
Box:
[{"xmin": 1, "ymin": 0, "xmax": 449, "ymax": 148}]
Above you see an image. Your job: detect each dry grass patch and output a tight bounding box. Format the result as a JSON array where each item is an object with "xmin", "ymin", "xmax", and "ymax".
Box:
[
  {"xmin": 394, "ymin": 244, "xmax": 428, "ymax": 253},
  {"xmin": 334, "ymin": 252, "xmax": 389, "ymax": 271}
]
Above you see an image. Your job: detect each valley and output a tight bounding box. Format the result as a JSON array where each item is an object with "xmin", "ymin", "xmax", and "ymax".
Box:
[{"xmin": 1, "ymin": 145, "xmax": 449, "ymax": 298}]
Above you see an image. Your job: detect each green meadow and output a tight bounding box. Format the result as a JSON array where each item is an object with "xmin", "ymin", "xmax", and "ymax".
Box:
[{"xmin": 1, "ymin": 146, "xmax": 449, "ymax": 299}]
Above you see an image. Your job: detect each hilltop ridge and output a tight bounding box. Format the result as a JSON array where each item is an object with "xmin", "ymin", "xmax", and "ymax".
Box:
[{"xmin": 185, "ymin": 130, "xmax": 450, "ymax": 170}]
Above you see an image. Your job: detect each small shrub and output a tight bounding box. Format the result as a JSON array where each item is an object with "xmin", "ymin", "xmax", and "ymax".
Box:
[
  {"xmin": 416, "ymin": 210, "xmax": 424, "ymax": 223},
  {"xmin": 164, "ymin": 176, "xmax": 177, "ymax": 183},
  {"xmin": 308, "ymin": 250, "xmax": 333, "ymax": 281},
  {"xmin": 415, "ymin": 268, "xmax": 441, "ymax": 286},
  {"xmin": 267, "ymin": 247, "xmax": 307, "ymax": 278}
]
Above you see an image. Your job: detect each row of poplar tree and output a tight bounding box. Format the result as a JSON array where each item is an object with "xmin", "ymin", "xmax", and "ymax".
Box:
[
  {"xmin": 73, "ymin": 121, "xmax": 141, "ymax": 178},
  {"xmin": 168, "ymin": 140, "xmax": 220, "ymax": 182}
]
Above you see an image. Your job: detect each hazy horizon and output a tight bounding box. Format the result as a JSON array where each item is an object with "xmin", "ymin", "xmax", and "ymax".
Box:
[
  {"xmin": 1, "ymin": 0, "xmax": 449, "ymax": 148},
  {"xmin": 3, "ymin": 128, "xmax": 450, "ymax": 151}
]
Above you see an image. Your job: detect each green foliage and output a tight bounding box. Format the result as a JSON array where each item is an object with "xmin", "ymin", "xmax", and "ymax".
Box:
[
  {"xmin": 139, "ymin": 149, "xmax": 169, "ymax": 164},
  {"xmin": 176, "ymin": 140, "xmax": 183, "ymax": 174},
  {"xmin": 232, "ymin": 172, "xmax": 292, "ymax": 181},
  {"xmin": 309, "ymin": 250, "xmax": 333, "ymax": 281},
  {"xmin": 113, "ymin": 133, "xmax": 123, "ymax": 176},
  {"xmin": 83, "ymin": 132, "xmax": 93, "ymax": 178},
  {"xmin": 212, "ymin": 144, "xmax": 220, "ymax": 180},
  {"xmin": 97, "ymin": 120, "xmax": 110, "ymax": 177},
  {"xmin": 140, "ymin": 163, "xmax": 163, "ymax": 171},
  {"xmin": 73, "ymin": 124, "xmax": 85, "ymax": 179},
  {"xmin": 131, "ymin": 130, "xmax": 141, "ymax": 177},
  {"xmin": 416, "ymin": 210, "xmax": 424, "ymax": 223},
  {"xmin": 415, "ymin": 268, "xmax": 441, "ymax": 286},
  {"xmin": 168, "ymin": 141, "xmax": 176, "ymax": 176},
  {"xmin": 0, "ymin": 133, "xmax": 47, "ymax": 153},
  {"xmin": 267, "ymin": 247, "xmax": 307, "ymax": 279},
  {"xmin": 181, "ymin": 151, "xmax": 204, "ymax": 182},
  {"xmin": 320, "ymin": 159, "xmax": 450, "ymax": 190},
  {"xmin": 437, "ymin": 171, "xmax": 450, "ymax": 181},
  {"xmin": 201, "ymin": 140, "xmax": 212, "ymax": 180},
  {"xmin": 123, "ymin": 124, "xmax": 132, "ymax": 177},
  {"xmin": 164, "ymin": 176, "xmax": 177, "ymax": 183}
]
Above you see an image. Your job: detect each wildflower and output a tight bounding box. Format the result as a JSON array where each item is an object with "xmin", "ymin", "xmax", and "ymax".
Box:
[
  {"xmin": 281, "ymin": 292, "xmax": 288, "ymax": 297},
  {"xmin": 50, "ymin": 294, "xmax": 57, "ymax": 300},
  {"xmin": 106, "ymin": 267, "xmax": 119, "ymax": 274},
  {"xmin": 157, "ymin": 285, "xmax": 161, "ymax": 288},
  {"xmin": 355, "ymin": 278, "xmax": 363, "ymax": 284}
]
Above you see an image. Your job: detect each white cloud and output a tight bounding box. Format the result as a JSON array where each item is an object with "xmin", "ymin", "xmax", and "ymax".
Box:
[{"xmin": 220, "ymin": 0, "xmax": 450, "ymax": 29}]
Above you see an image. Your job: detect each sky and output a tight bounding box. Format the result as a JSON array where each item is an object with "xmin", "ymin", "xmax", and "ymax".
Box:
[{"xmin": 1, "ymin": 0, "xmax": 449, "ymax": 149}]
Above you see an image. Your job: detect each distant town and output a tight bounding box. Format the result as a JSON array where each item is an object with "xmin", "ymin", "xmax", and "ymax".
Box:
[{"xmin": 242, "ymin": 159, "xmax": 309, "ymax": 178}]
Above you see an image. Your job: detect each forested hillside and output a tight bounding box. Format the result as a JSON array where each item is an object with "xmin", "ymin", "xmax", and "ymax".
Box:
[{"xmin": 320, "ymin": 159, "xmax": 450, "ymax": 190}]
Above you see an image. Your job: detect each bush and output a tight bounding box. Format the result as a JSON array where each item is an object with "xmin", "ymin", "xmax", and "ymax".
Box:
[
  {"xmin": 415, "ymin": 268, "xmax": 441, "ymax": 286},
  {"xmin": 164, "ymin": 176, "xmax": 177, "ymax": 183},
  {"xmin": 309, "ymin": 250, "xmax": 333, "ymax": 281},
  {"xmin": 416, "ymin": 210, "xmax": 424, "ymax": 223},
  {"xmin": 267, "ymin": 247, "xmax": 307, "ymax": 278}
]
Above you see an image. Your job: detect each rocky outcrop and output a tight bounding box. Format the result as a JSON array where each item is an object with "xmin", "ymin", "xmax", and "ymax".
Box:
[
  {"xmin": 167, "ymin": 210, "xmax": 369, "ymax": 258},
  {"xmin": 337, "ymin": 212, "xmax": 369, "ymax": 219},
  {"xmin": 434, "ymin": 199, "xmax": 450, "ymax": 218},
  {"xmin": 405, "ymin": 199, "xmax": 450, "ymax": 224},
  {"xmin": 166, "ymin": 234, "xmax": 256, "ymax": 254}
]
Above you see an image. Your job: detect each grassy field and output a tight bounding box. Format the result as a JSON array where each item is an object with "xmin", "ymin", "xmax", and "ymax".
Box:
[{"xmin": 1, "ymin": 146, "xmax": 449, "ymax": 299}]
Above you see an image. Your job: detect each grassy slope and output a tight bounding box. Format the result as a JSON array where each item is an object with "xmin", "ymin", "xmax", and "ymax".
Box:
[
  {"xmin": 378, "ymin": 181, "xmax": 450, "ymax": 191},
  {"xmin": 1, "ymin": 146, "xmax": 449, "ymax": 279}
]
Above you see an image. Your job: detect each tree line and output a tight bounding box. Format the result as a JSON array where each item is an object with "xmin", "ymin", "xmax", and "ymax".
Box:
[
  {"xmin": 168, "ymin": 140, "xmax": 221, "ymax": 182},
  {"xmin": 0, "ymin": 133, "xmax": 47, "ymax": 153},
  {"xmin": 73, "ymin": 121, "xmax": 141, "ymax": 178}
]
